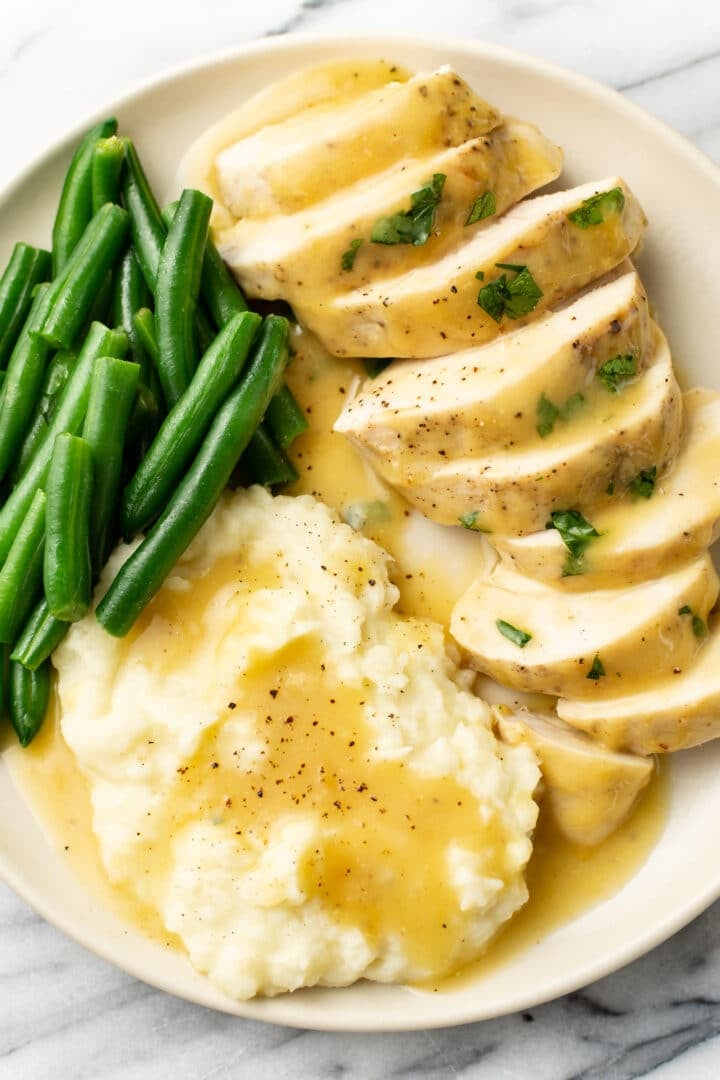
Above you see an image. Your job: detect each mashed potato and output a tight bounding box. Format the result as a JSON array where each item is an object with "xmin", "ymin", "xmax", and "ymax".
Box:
[{"xmin": 56, "ymin": 487, "xmax": 539, "ymax": 999}]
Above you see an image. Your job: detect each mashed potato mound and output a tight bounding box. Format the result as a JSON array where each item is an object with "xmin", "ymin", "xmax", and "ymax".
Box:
[{"xmin": 57, "ymin": 487, "xmax": 539, "ymax": 999}]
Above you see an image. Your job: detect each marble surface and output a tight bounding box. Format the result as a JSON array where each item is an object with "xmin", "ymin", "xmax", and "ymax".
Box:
[{"xmin": 1, "ymin": 0, "xmax": 720, "ymax": 1076}]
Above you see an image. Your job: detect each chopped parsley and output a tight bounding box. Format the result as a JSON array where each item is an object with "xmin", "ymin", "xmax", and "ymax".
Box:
[
  {"xmin": 465, "ymin": 191, "xmax": 496, "ymax": 226},
  {"xmin": 477, "ymin": 264, "xmax": 543, "ymax": 323},
  {"xmin": 341, "ymin": 238, "xmax": 363, "ymax": 271},
  {"xmin": 586, "ymin": 654, "xmax": 606, "ymax": 680},
  {"xmin": 567, "ymin": 186, "xmax": 626, "ymax": 228},
  {"xmin": 678, "ymin": 605, "xmax": 707, "ymax": 638},
  {"xmin": 458, "ymin": 510, "xmax": 490, "ymax": 533},
  {"xmin": 560, "ymin": 392, "xmax": 585, "ymax": 420},
  {"xmin": 629, "ymin": 465, "xmax": 657, "ymax": 499},
  {"xmin": 371, "ymin": 173, "xmax": 446, "ymax": 246},
  {"xmin": 606, "ymin": 481, "xmax": 615, "ymax": 495},
  {"xmin": 496, "ymin": 619, "xmax": 532, "ymax": 648},
  {"xmin": 597, "ymin": 353, "xmax": 636, "ymax": 392},
  {"xmin": 546, "ymin": 509, "xmax": 600, "ymax": 577},
  {"xmin": 536, "ymin": 391, "xmax": 585, "ymax": 438},
  {"xmin": 536, "ymin": 393, "xmax": 560, "ymax": 438},
  {"xmin": 363, "ymin": 358, "xmax": 391, "ymax": 378}
]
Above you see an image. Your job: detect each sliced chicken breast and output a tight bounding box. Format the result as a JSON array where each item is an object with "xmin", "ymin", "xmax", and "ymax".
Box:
[
  {"xmin": 216, "ymin": 67, "xmax": 501, "ymax": 218},
  {"xmin": 360, "ymin": 326, "xmax": 681, "ymax": 535},
  {"xmin": 558, "ymin": 617, "xmax": 720, "ymax": 754},
  {"xmin": 450, "ymin": 554, "xmax": 719, "ymax": 699},
  {"xmin": 295, "ymin": 176, "xmax": 646, "ymax": 357},
  {"xmin": 498, "ymin": 389, "xmax": 720, "ymax": 586},
  {"xmin": 335, "ymin": 267, "xmax": 650, "ymax": 467},
  {"xmin": 218, "ymin": 118, "xmax": 563, "ymax": 298},
  {"xmin": 496, "ymin": 708, "xmax": 653, "ymax": 845}
]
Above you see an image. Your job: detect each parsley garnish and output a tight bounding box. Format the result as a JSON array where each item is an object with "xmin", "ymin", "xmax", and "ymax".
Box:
[
  {"xmin": 536, "ymin": 391, "xmax": 585, "ymax": 438},
  {"xmin": 678, "ymin": 605, "xmax": 707, "ymax": 638},
  {"xmin": 371, "ymin": 173, "xmax": 446, "ymax": 246},
  {"xmin": 496, "ymin": 619, "xmax": 532, "ymax": 648},
  {"xmin": 560, "ymin": 392, "xmax": 585, "ymax": 420},
  {"xmin": 458, "ymin": 511, "xmax": 490, "ymax": 533},
  {"xmin": 587, "ymin": 654, "xmax": 606, "ymax": 680},
  {"xmin": 606, "ymin": 482, "xmax": 615, "ymax": 495},
  {"xmin": 465, "ymin": 191, "xmax": 496, "ymax": 226},
  {"xmin": 629, "ymin": 466, "xmax": 657, "ymax": 499},
  {"xmin": 341, "ymin": 238, "xmax": 363, "ymax": 271},
  {"xmin": 536, "ymin": 393, "xmax": 559, "ymax": 438},
  {"xmin": 597, "ymin": 354, "xmax": 636, "ymax": 392},
  {"xmin": 546, "ymin": 509, "xmax": 600, "ymax": 577},
  {"xmin": 477, "ymin": 264, "xmax": 543, "ymax": 323},
  {"xmin": 567, "ymin": 187, "xmax": 625, "ymax": 228}
]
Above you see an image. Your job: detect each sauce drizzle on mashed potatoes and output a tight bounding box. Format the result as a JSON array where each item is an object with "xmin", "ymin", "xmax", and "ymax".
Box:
[{"xmin": 55, "ymin": 488, "xmax": 538, "ymax": 998}]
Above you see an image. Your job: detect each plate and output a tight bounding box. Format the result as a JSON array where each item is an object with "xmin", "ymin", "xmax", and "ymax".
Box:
[{"xmin": 1, "ymin": 33, "xmax": 719, "ymax": 1032}]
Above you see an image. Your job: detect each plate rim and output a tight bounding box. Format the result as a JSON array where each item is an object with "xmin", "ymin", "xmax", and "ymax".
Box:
[{"xmin": 1, "ymin": 31, "xmax": 719, "ymax": 1032}]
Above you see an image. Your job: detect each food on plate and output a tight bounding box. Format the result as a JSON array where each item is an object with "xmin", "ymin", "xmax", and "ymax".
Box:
[
  {"xmin": 2, "ymin": 53, "xmax": 717, "ymax": 1004},
  {"xmin": 57, "ymin": 488, "xmax": 539, "ymax": 998},
  {"xmin": 495, "ymin": 709, "xmax": 652, "ymax": 845},
  {"xmin": 338, "ymin": 323, "xmax": 680, "ymax": 535},
  {"xmin": 557, "ymin": 616, "xmax": 720, "ymax": 753},
  {"xmin": 499, "ymin": 389, "xmax": 720, "ymax": 585},
  {"xmin": 451, "ymin": 555, "xmax": 719, "ymax": 697}
]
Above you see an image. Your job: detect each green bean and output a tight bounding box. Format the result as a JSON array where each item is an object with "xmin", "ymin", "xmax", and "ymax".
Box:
[
  {"xmin": 124, "ymin": 381, "xmax": 161, "ymax": 470},
  {"xmin": 163, "ymin": 204, "xmax": 305, "ymax": 453},
  {"xmin": 83, "ymin": 357, "xmax": 140, "ymax": 569},
  {"xmin": 11, "ymin": 598, "xmax": 67, "ymax": 672},
  {"xmin": 12, "ymin": 349, "xmax": 76, "ymax": 481},
  {"xmin": 244, "ymin": 424, "xmax": 298, "ymax": 487},
  {"xmin": 0, "ymin": 243, "xmax": 52, "ymax": 367},
  {"xmin": 0, "ymin": 645, "xmax": 7, "ymax": 720},
  {"xmin": 162, "ymin": 199, "xmax": 248, "ymax": 327},
  {"xmin": 121, "ymin": 310, "xmax": 261, "ymax": 537},
  {"xmin": 0, "ymin": 283, "xmax": 54, "ymax": 483},
  {"xmin": 265, "ymin": 383, "xmax": 308, "ymax": 448},
  {"xmin": 160, "ymin": 201, "xmax": 226, "ymax": 359},
  {"xmin": 44, "ymin": 434, "xmax": 93, "ymax": 621},
  {"xmin": 121, "ymin": 139, "xmax": 165, "ymax": 292},
  {"xmin": 91, "ymin": 136, "xmax": 125, "ymax": 214},
  {"xmin": 112, "ymin": 247, "xmax": 151, "ymax": 378},
  {"xmin": 52, "ymin": 118, "xmax": 118, "ymax": 276},
  {"xmin": 39, "ymin": 203, "xmax": 129, "ymax": 350},
  {"xmin": 201, "ymin": 232, "xmax": 249, "ymax": 325},
  {"xmin": 133, "ymin": 308, "xmax": 158, "ymax": 366},
  {"xmin": 97, "ymin": 315, "xmax": 290, "ymax": 637},
  {"xmin": 0, "ymin": 322, "xmax": 127, "ymax": 565},
  {"xmin": 9, "ymin": 658, "xmax": 50, "ymax": 747},
  {"xmin": 154, "ymin": 189, "xmax": 212, "ymax": 405},
  {"xmin": 0, "ymin": 489, "xmax": 46, "ymax": 643}
]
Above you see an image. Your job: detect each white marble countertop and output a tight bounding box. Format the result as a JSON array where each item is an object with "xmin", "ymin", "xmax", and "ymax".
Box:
[{"xmin": 1, "ymin": 1, "xmax": 720, "ymax": 1076}]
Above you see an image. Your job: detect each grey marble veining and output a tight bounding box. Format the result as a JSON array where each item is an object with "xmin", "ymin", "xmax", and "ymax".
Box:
[{"xmin": 1, "ymin": 1, "xmax": 720, "ymax": 1076}]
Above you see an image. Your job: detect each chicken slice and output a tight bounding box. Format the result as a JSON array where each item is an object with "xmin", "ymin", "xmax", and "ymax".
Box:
[
  {"xmin": 294, "ymin": 176, "xmax": 646, "ymax": 357},
  {"xmin": 450, "ymin": 554, "xmax": 719, "ymax": 699},
  {"xmin": 353, "ymin": 326, "xmax": 681, "ymax": 535},
  {"xmin": 216, "ymin": 67, "xmax": 501, "ymax": 218},
  {"xmin": 496, "ymin": 708, "xmax": 653, "ymax": 845},
  {"xmin": 558, "ymin": 616, "xmax": 720, "ymax": 754},
  {"xmin": 497, "ymin": 389, "xmax": 720, "ymax": 586},
  {"xmin": 335, "ymin": 266, "xmax": 650, "ymax": 467},
  {"xmin": 218, "ymin": 118, "xmax": 562, "ymax": 298}
]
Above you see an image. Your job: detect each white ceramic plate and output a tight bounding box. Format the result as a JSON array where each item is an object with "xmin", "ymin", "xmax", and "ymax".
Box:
[{"xmin": 1, "ymin": 34, "xmax": 720, "ymax": 1032}]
